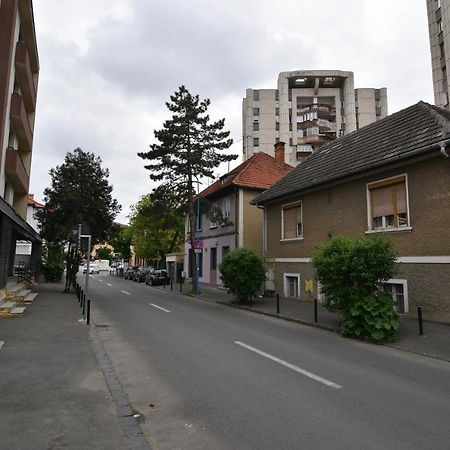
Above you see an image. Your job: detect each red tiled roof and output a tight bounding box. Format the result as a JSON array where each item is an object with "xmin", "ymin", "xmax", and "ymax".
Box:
[
  {"xmin": 200, "ymin": 153, "xmax": 293, "ymax": 198},
  {"xmin": 27, "ymin": 194, "xmax": 44, "ymax": 208}
]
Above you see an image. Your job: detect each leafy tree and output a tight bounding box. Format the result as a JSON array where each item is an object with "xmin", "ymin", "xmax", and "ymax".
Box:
[
  {"xmin": 128, "ymin": 184, "xmax": 184, "ymax": 264},
  {"xmin": 109, "ymin": 225, "xmax": 132, "ymax": 261},
  {"xmin": 312, "ymin": 236, "xmax": 399, "ymax": 342},
  {"xmin": 138, "ymin": 86, "xmax": 237, "ymax": 293},
  {"xmin": 95, "ymin": 246, "xmax": 113, "ymax": 261},
  {"xmin": 219, "ymin": 248, "xmax": 266, "ymax": 302},
  {"xmin": 35, "ymin": 148, "xmax": 121, "ymax": 292}
]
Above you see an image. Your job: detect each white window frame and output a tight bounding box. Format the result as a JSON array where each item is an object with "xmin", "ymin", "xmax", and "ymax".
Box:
[
  {"xmin": 209, "ymin": 202, "xmax": 218, "ymax": 229},
  {"xmin": 223, "ymin": 198, "xmax": 231, "ymax": 220},
  {"xmin": 281, "ymin": 201, "xmax": 303, "ymax": 241},
  {"xmin": 382, "ymin": 278, "xmax": 409, "ymax": 314},
  {"xmin": 366, "ymin": 173, "xmax": 412, "ymax": 234},
  {"xmin": 283, "ymin": 273, "xmax": 301, "ymax": 298}
]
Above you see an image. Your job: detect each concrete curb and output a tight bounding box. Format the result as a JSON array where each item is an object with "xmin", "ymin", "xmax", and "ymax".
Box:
[
  {"xmin": 217, "ymin": 301, "xmax": 341, "ymax": 333},
  {"xmin": 90, "ymin": 325, "xmax": 151, "ymax": 450}
]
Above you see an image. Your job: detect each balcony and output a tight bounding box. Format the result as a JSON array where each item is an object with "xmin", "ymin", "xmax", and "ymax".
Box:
[
  {"xmin": 10, "ymin": 93, "xmax": 32, "ymax": 153},
  {"xmin": 15, "ymin": 41, "xmax": 37, "ymax": 112},
  {"xmin": 297, "ymin": 134, "xmax": 335, "ymax": 146},
  {"xmin": 5, "ymin": 147, "xmax": 29, "ymax": 194}
]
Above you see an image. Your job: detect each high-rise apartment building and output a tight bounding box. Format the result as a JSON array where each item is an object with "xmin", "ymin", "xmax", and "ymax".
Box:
[
  {"xmin": 243, "ymin": 70, "xmax": 388, "ymax": 165},
  {"xmin": 0, "ymin": 0, "xmax": 41, "ymax": 288},
  {"xmin": 427, "ymin": 0, "xmax": 450, "ymax": 108}
]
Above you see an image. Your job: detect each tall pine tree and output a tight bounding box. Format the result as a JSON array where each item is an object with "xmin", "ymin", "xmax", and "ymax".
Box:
[{"xmin": 138, "ymin": 86, "xmax": 236, "ymax": 293}]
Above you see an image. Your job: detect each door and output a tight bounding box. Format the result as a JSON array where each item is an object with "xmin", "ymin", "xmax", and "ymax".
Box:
[{"xmin": 210, "ymin": 247, "xmax": 217, "ymax": 286}]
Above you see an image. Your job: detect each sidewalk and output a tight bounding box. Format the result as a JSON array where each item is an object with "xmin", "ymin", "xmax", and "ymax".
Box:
[
  {"xmin": 179, "ymin": 282, "xmax": 450, "ymax": 363},
  {"xmin": 0, "ymin": 282, "xmax": 148, "ymax": 450}
]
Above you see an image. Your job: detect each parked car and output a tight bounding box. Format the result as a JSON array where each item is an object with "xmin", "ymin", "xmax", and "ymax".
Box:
[
  {"xmin": 145, "ymin": 269, "xmax": 170, "ymax": 286},
  {"xmin": 124, "ymin": 266, "xmax": 139, "ymax": 279},
  {"xmin": 133, "ymin": 266, "xmax": 151, "ymax": 282},
  {"xmin": 83, "ymin": 263, "xmax": 100, "ymax": 274}
]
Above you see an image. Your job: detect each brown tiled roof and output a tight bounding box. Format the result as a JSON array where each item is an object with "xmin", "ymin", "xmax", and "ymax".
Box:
[
  {"xmin": 200, "ymin": 152, "xmax": 293, "ymax": 198},
  {"xmin": 253, "ymin": 101, "xmax": 450, "ymax": 205}
]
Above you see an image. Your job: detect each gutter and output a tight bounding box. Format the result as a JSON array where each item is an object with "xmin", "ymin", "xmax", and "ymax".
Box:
[{"xmin": 253, "ymin": 139, "xmax": 450, "ymax": 207}]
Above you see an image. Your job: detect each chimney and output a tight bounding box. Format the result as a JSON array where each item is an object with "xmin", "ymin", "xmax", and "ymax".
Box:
[{"xmin": 274, "ymin": 141, "xmax": 285, "ymax": 165}]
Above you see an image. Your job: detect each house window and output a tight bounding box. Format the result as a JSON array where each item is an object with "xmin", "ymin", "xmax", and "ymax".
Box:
[
  {"xmin": 367, "ymin": 175, "xmax": 409, "ymax": 231},
  {"xmin": 253, "ymin": 122, "xmax": 259, "ymax": 131},
  {"xmin": 253, "ymin": 138, "xmax": 259, "ymax": 147},
  {"xmin": 223, "ymin": 198, "xmax": 231, "ymax": 220},
  {"xmin": 210, "ymin": 202, "xmax": 218, "ymax": 229},
  {"xmin": 222, "ymin": 246, "xmax": 230, "ymax": 260},
  {"xmin": 283, "ymin": 273, "xmax": 300, "ymax": 298},
  {"xmin": 282, "ymin": 202, "xmax": 303, "ymax": 239},
  {"xmin": 253, "ymin": 107, "xmax": 259, "ymax": 116},
  {"xmin": 253, "ymin": 90, "xmax": 259, "ymax": 101},
  {"xmin": 382, "ymin": 279, "xmax": 408, "ymax": 314},
  {"xmin": 275, "ymin": 122, "xmax": 280, "ymax": 131}
]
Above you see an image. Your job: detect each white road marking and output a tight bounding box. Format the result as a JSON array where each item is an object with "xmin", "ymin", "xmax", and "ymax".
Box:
[
  {"xmin": 107, "ymin": 283, "xmax": 112, "ymax": 287},
  {"xmin": 234, "ymin": 341, "xmax": 342, "ymax": 389},
  {"xmin": 149, "ymin": 303, "xmax": 170, "ymax": 313},
  {"xmin": 0, "ymin": 341, "xmax": 4, "ymax": 350},
  {"xmin": 98, "ymin": 279, "xmax": 103, "ymax": 282},
  {"xmin": 121, "ymin": 290, "xmax": 131, "ymax": 296}
]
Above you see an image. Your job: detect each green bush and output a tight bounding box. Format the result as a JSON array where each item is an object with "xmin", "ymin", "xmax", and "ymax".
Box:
[
  {"xmin": 341, "ymin": 293, "xmax": 400, "ymax": 342},
  {"xmin": 41, "ymin": 261, "xmax": 65, "ymax": 282},
  {"xmin": 312, "ymin": 235, "xmax": 399, "ymax": 342},
  {"xmin": 219, "ymin": 247, "xmax": 266, "ymax": 302}
]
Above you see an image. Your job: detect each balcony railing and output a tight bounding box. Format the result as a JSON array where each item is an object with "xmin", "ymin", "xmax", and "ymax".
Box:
[
  {"xmin": 15, "ymin": 41, "xmax": 36, "ymax": 112},
  {"xmin": 10, "ymin": 93, "xmax": 32, "ymax": 153},
  {"xmin": 5, "ymin": 147, "xmax": 29, "ymax": 194}
]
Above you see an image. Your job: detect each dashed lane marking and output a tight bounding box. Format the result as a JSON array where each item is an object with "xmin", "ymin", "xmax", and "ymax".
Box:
[
  {"xmin": 121, "ymin": 290, "xmax": 131, "ymax": 296},
  {"xmin": 0, "ymin": 341, "xmax": 4, "ymax": 350},
  {"xmin": 234, "ymin": 341, "xmax": 342, "ymax": 389},
  {"xmin": 149, "ymin": 303, "xmax": 170, "ymax": 313},
  {"xmin": 107, "ymin": 283, "xmax": 112, "ymax": 287}
]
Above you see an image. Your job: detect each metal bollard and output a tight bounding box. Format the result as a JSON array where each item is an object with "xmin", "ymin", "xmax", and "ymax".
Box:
[
  {"xmin": 276, "ymin": 294, "xmax": 280, "ymax": 315},
  {"xmin": 170, "ymin": 278, "xmax": 173, "ymax": 291},
  {"xmin": 82, "ymin": 294, "xmax": 86, "ymax": 316},
  {"xmin": 79, "ymin": 289, "xmax": 83, "ymax": 305},
  {"xmin": 249, "ymin": 294, "xmax": 253, "ymax": 308},
  {"xmin": 87, "ymin": 300, "xmax": 91, "ymax": 325},
  {"xmin": 180, "ymin": 278, "xmax": 183, "ymax": 293},
  {"xmin": 418, "ymin": 306, "xmax": 424, "ymax": 335},
  {"xmin": 314, "ymin": 299, "xmax": 318, "ymax": 323}
]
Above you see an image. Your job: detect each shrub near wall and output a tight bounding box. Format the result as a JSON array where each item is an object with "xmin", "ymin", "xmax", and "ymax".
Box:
[
  {"xmin": 312, "ymin": 236, "xmax": 399, "ymax": 343},
  {"xmin": 219, "ymin": 247, "xmax": 266, "ymax": 303}
]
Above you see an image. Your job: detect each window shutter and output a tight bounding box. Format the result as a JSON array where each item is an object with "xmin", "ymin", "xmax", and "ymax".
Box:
[
  {"xmin": 372, "ymin": 186, "xmax": 394, "ymax": 217},
  {"xmin": 395, "ymin": 182, "xmax": 407, "ymax": 214},
  {"xmin": 283, "ymin": 205, "xmax": 301, "ymax": 238}
]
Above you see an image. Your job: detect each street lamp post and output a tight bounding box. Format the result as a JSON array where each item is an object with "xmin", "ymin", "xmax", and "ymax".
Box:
[{"xmin": 192, "ymin": 178, "xmax": 202, "ymax": 295}]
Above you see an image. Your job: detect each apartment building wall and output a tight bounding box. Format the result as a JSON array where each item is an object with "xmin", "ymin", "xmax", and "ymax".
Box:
[
  {"xmin": 427, "ymin": 0, "xmax": 450, "ymax": 108},
  {"xmin": 0, "ymin": 0, "xmax": 40, "ymax": 289},
  {"xmin": 0, "ymin": 0, "xmax": 39, "ymax": 218},
  {"xmin": 243, "ymin": 70, "xmax": 388, "ymax": 166}
]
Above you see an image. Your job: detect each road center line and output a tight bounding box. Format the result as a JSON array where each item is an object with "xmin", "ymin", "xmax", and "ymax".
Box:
[
  {"xmin": 234, "ymin": 341, "xmax": 342, "ymax": 389},
  {"xmin": 107, "ymin": 283, "xmax": 112, "ymax": 287},
  {"xmin": 0, "ymin": 341, "xmax": 4, "ymax": 350},
  {"xmin": 121, "ymin": 290, "xmax": 131, "ymax": 296},
  {"xmin": 149, "ymin": 303, "xmax": 170, "ymax": 313}
]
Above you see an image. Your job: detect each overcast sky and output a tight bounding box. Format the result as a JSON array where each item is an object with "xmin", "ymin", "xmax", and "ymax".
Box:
[{"xmin": 30, "ymin": 0, "xmax": 433, "ymax": 223}]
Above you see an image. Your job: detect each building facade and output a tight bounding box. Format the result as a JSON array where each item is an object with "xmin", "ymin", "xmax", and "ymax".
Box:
[
  {"xmin": 427, "ymin": 0, "xmax": 450, "ymax": 108},
  {"xmin": 243, "ymin": 70, "xmax": 388, "ymax": 165},
  {"xmin": 252, "ymin": 102, "xmax": 450, "ymax": 324},
  {"xmin": 0, "ymin": 0, "xmax": 41, "ymax": 287},
  {"xmin": 184, "ymin": 148, "xmax": 292, "ymax": 288}
]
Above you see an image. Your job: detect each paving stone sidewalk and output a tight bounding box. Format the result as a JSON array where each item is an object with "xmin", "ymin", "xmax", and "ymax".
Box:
[{"xmin": 0, "ymin": 282, "xmax": 148, "ymax": 450}]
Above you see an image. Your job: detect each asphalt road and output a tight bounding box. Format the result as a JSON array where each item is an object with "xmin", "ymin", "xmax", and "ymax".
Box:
[{"xmin": 82, "ymin": 272, "xmax": 450, "ymax": 450}]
